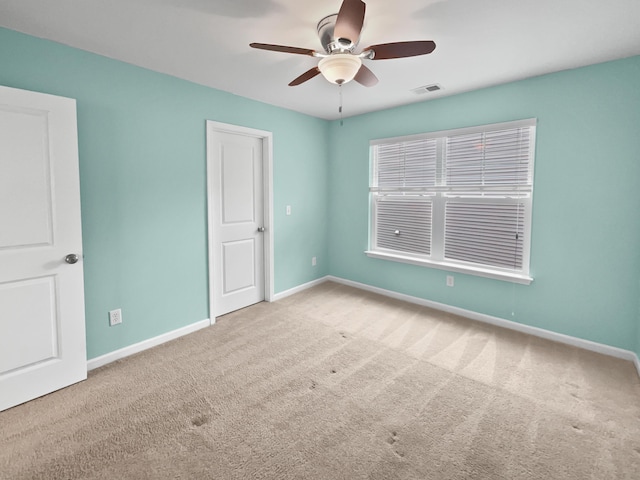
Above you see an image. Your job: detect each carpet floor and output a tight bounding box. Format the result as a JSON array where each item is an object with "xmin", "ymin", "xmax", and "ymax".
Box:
[{"xmin": 1, "ymin": 281, "xmax": 639, "ymax": 479}]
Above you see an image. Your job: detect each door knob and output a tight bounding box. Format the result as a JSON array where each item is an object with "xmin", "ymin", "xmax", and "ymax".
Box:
[
  {"xmin": 65, "ymin": 254, "xmax": 79, "ymax": 264},
  {"xmin": 257, "ymin": 227, "xmax": 266, "ymax": 233}
]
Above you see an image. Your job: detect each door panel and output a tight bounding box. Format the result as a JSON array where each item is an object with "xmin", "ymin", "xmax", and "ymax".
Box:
[
  {"xmin": 0, "ymin": 276, "xmax": 58, "ymax": 374},
  {"xmin": 0, "ymin": 85, "xmax": 86, "ymax": 411},
  {"xmin": 0, "ymin": 106, "xmax": 53, "ymax": 248},
  {"xmin": 222, "ymin": 239, "xmax": 256, "ymax": 294},
  {"xmin": 222, "ymin": 145, "xmax": 255, "ymax": 223}
]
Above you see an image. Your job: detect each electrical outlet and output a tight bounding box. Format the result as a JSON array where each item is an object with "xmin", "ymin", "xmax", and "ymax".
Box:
[
  {"xmin": 109, "ymin": 308, "xmax": 122, "ymax": 326},
  {"xmin": 286, "ymin": 205, "xmax": 291, "ymax": 215},
  {"xmin": 446, "ymin": 275, "xmax": 454, "ymax": 287},
  {"xmin": 312, "ymin": 256, "xmax": 317, "ymax": 266}
]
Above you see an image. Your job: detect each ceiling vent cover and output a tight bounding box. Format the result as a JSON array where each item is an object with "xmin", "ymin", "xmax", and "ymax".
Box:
[{"xmin": 412, "ymin": 83, "xmax": 443, "ymax": 95}]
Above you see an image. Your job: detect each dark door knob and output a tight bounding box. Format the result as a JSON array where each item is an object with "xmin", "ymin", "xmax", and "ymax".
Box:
[{"xmin": 65, "ymin": 254, "xmax": 79, "ymax": 264}]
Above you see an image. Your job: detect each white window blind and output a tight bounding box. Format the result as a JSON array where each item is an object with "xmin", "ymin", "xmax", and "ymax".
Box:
[
  {"xmin": 374, "ymin": 138, "xmax": 437, "ymax": 190},
  {"xmin": 376, "ymin": 197, "xmax": 432, "ymax": 255},
  {"xmin": 445, "ymin": 128, "xmax": 532, "ymax": 190},
  {"xmin": 444, "ymin": 202, "xmax": 524, "ymax": 269},
  {"xmin": 369, "ymin": 119, "xmax": 536, "ymax": 282}
]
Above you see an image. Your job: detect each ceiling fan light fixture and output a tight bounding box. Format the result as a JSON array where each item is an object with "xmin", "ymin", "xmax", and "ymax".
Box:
[
  {"xmin": 318, "ymin": 54, "xmax": 362, "ymax": 85},
  {"xmin": 250, "ymin": 0, "xmax": 436, "ymax": 88}
]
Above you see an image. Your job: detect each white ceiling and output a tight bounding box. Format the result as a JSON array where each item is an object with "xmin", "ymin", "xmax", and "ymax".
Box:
[{"xmin": 1, "ymin": 0, "xmax": 639, "ymax": 120}]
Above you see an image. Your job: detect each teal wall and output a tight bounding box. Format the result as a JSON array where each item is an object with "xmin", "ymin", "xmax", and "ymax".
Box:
[
  {"xmin": 2, "ymin": 26, "xmax": 639, "ymax": 360},
  {"xmin": 328, "ymin": 56, "xmax": 640, "ymax": 354},
  {"xmin": 0, "ymin": 27, "xmax": 329, "ymax": 359}
]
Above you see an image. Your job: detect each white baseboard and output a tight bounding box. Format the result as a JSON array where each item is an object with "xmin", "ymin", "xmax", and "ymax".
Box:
[
  {"xmin": 326, "ymin": 276, "xmax": 640, "ymax": 377},
  {"xmin": 87, "ymin": 319, "xmax": 211, "ymax": 371},
  {"xmin": 86, "ymin": 277, "xmax": 640, "ymax": 379},
  {"xmin": 271, "ymin": 276, "xmax": 330, "ymax": 302}
]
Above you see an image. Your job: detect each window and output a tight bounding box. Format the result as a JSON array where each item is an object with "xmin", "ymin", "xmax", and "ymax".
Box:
[{"xmin": 367, "ymin": 119, "xmax": 536, "ymax": 284}]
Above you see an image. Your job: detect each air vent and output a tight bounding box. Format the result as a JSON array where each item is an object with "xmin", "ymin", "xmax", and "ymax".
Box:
[{"xmin": 411, "ymin": 83, "xmax": 443, "ymax": 95}]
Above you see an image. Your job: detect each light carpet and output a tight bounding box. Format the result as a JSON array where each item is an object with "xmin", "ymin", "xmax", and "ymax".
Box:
[{"xmin": 1, "ymin": 281, "xmax": 639, "ymax": 479}]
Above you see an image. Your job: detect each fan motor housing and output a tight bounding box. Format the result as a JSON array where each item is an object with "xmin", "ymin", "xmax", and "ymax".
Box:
[{"xmin": 317, "ymin": 14, "xmax": 359, "ymax": 53}]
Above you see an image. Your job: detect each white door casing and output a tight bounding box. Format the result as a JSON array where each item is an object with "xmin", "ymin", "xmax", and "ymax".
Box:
[
  {"xmin": 206, "ymin": 121, "xmax": 273, "ymax": 319},
  {"xmin": 0, "ymin": 85, "xmax": 87, "ymax": 411}
]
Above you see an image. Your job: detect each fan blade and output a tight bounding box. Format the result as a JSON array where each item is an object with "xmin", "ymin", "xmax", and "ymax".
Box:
[
  {"xmin": 250, "ymin": 43, "xmax": 316, "ymax": 56},
  {"xmin": 334, "ymin": 0, "xmax": 366, "ymax": 43},
  {"xmin": 289, "ymin": 67, "xmax": 321, "ymax": 86},
  {"xmin": 354, "ymin": 64, "xmax": 378, "ymax": 87},
  {"xmin": 367, "ymin": 41, "xmax": 436, "ymax": 60}
]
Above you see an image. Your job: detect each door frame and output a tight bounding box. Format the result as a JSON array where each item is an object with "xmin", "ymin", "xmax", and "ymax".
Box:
[{"xmin": 205, "ymin": 120, "xmax": 274, "ymax": 323}]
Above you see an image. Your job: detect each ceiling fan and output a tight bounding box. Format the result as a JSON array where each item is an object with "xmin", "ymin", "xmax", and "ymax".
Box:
[{"xmin": 250, "ymin": 0, "xmax": 436, "ymax": 87}]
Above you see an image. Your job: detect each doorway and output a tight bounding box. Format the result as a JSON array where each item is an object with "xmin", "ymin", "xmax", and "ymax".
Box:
[{"xmin": 206, "ymin": 121, "xmax": 273, "ymax": 320}]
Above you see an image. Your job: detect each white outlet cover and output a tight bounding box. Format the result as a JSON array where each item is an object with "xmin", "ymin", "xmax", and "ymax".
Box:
[
  {"xmin": 109, "ymin": 308, "xmax": 122, "ymax": 326},
  {"xmin": 446, "ymin": 275, "xmax": 454, "ymax": 287}
]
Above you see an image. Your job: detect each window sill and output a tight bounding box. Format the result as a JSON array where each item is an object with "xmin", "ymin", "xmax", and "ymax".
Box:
[{"xmin": 364, "ymin": 250, "xmax": 533, "ymax": 285}]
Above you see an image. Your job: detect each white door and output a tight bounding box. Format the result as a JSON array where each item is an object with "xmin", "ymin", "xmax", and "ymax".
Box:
[
  {"xmin": 0, "ymin": 85, "xmax": 86, "ymax": 411},
  {"xmin": 207, "ymin": 123, "xmax": 270, "ymax": 318}
]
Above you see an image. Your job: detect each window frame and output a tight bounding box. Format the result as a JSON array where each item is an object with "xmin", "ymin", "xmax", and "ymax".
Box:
[{"xmin": 366, "ymin": 119, "xmax": 536, "ymax": 285}]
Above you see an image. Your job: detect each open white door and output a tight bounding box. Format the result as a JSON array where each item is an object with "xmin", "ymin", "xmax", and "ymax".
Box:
[
  {"xmin": 206, "ymin": 121, "xmax": 273, "ymax": 319},
  {"xmin": 0, "ymin": 85, "xmax": 87, "ymax": 411}
]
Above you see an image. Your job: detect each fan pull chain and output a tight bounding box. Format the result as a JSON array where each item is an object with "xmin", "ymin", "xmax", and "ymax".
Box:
[{"xmin": 339, "ymin": 84, "xmax": 344, "ymax": 126}]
